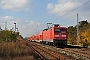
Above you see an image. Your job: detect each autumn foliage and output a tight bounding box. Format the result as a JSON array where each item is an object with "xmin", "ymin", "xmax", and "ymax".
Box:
[{"xmin": 68, "ymin": 20, "xmax": 90, "ymax": 46}]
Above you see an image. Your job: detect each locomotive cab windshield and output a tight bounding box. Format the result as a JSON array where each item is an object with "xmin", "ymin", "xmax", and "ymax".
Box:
[
  {"xmin": 60, "ymin": 29, "xmax": 66, "ymax": 33},
  {"xmin": 54, "ymin": 29, "xmax": 60, "ymax": 33},
  {"xmin": 54, "ymin": 29, "xmax": 66, "ymax": 33}
]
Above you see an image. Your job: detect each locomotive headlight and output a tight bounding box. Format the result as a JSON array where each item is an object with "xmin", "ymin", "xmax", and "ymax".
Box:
[
  {"xmin": 62, "ymin": 35, "xmax": 66, "ymax": 37},
  {"xmin": 64, "ymin": 38, "xmax": 66, "ymax": 39},
  {"xmin": 54, "ymin": 35, "xmax": 59, "ymax": 37}
]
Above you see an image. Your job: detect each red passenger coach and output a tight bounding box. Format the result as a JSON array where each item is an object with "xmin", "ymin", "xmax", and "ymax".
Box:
[
  {"xmin": 35, "ymin": 34, "xmax": 39, "ymax": 42},
  {"xmin": 39, "ymin": 32, "xmax": 43, "ymax": 42},
  {"xmin": 33, "ymin": 34, "xmax": 37, "ymax": 42},
  {"xmin": 42, "ymin": 24, "xmax": 68, "ymax": 47},
  {"xmin": 28, "ymin": 36, "xmax": 33, "ymax": 41}
]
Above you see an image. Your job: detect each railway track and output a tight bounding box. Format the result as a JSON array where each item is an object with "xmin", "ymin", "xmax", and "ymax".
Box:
[
  {"xmin": 32, "ymin": 42, "xmax": 90, "ymax": 60},
  {"xmin": 28, "ymin": 42, "xmax": 75, "ymax": 60},
  {"xmin": 28, "ymin": 42, "xmax": 61, "ymax": 60},
  {"xmin": 44, "ymin": 46, "xmax": 90, "ymax": 60},
  {"xmin": 59, "ymin": 48, "xmax": 90, "ymax": 60},
  {"xmin": 27, "ymin": 43, "xmax": 47, "ymax": 60},
  {"xmin": 33, "ymin": 44, "xmax": 61, "ymax": 60}
]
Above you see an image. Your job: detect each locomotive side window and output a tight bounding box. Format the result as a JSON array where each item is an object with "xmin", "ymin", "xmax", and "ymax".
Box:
[
  {"xmin": 54, "ymin": 29, "xmax": 60, "ymax": 33},
  {"xmin": 60, "ymin": 29, "xmax": 66, "ymax": 33}
]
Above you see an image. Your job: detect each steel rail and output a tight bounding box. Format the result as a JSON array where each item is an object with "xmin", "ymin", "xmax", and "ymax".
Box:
[
  {"xmin": 63, "ymin": 49, "xmax": 90, "ymax": 60},
  {"xmin": 35, "ymin": 45, "xmax": 65, "ymax": 60},
  {"xmin": 28, "ymin": 43, "xmax": 47, "ymax": 60}
]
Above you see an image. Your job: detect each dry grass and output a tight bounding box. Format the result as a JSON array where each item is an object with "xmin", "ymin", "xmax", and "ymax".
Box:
[{"xmin": 0, "ymin": 40, "xmax": 36, "ymax": 60}]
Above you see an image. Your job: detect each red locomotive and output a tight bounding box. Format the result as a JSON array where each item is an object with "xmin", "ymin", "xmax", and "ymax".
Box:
[{"xmin": 28, "ymin": 24, "xmax": 68, "ymax": 47}]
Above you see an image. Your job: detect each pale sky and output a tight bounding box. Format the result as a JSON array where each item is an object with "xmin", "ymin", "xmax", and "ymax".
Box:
[{"xmin": 0, "ymin": 0, "xmax": 90, "ymax": 37}]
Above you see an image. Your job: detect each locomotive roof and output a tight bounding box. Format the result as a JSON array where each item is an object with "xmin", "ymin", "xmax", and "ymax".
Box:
[
  {"xmin": 43, "ymin": 28, "xmax": 48, "ymax": 31},
  {"xmin": 54, "ymin": 26, "xmax": 66, "ymax": 28},
  {"xmin": 43, "ymin": 24, "xmax": 67, "ymax": 31}
]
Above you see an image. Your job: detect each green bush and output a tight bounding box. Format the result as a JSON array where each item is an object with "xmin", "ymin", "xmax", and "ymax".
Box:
[{"xmin": 0, "ymin": 29, "xmax": 19, "ymax": 42}]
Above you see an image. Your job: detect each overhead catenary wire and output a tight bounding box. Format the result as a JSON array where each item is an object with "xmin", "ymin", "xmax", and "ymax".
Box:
[
  {"xmin": 62, "ymin": 7, "xmax": 90, "ymax": 26},
  {"xmin": 47, "ymin": 0, "xmax": 90, "ymax": 27},
  {"xmin": 46, "ymin": 0, "xmax": 90, "ymax": 29},
  {"xmin": 48, "ymin": 0, "xmax": 74, "ymax": 21},
  {"xmin": 54, "ymin": 0, "xmax": 90, "ymax": 21}
]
